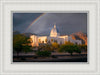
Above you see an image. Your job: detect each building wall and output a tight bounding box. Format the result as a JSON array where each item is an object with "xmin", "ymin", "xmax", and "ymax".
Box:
[
  {"xmin": 30, "ymin": 35, "xmax": 38, "ymax": 46},
  {"xmin": 47, "ymin": 37, "xmax": 64, "ymax": 44},
  {"xmin": 30, "ymin": 35, "xmax": 82, "ymax": 46},
  {"xmin": 68, "ymin": 36, "xmax": 82, "ymax": 45},
  {"xmin": 59, "ymin": 35, "xmax": 68, "ymax": 42},
  {"xmin": 38, "ymin": 36, "xmax": 47, "ymax": 43}
]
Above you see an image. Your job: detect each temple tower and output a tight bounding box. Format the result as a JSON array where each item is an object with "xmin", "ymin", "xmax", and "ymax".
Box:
[{"xmin": 50, "ymin": 25, "xmax": 60, "ymax": 37}]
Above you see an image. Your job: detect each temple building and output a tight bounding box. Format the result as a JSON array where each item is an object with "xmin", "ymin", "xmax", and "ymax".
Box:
[{"xmin": 30, "ymin": 25, "xmax": 82, "ymax": 46}]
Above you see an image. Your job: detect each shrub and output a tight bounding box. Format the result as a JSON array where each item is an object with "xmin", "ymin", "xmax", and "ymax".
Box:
[
  {"xmin": 73, "ymin": 45, "xmax": 81, "ymax": 54},
  {"xmin": 52, "ymin": 42, "xmax": 59, "ymax": 49},
  {"xmin": 36, "ymin": 50, "xmax": 51, "ymax": 57},
  {"xmin": 79, "ymin": 44, "xmax": 87, "ymax": 51},
  {"xmin": 66, "ymin": 45, "xmax": 74, "ymax": 55},
  {"xmin": 64, "ymin": 41, "xmax": 74, "ymax": 45},
  {"xmin": 58, "ymin": 45, "xmax": 67, "ymax": 52},
  {"xmin": 52, "ymin": 42, "xmax": 59, "ymax": 52},
  {"xmin": 59, "ymin": 44, "xmax": 81, "ymax": 55}
]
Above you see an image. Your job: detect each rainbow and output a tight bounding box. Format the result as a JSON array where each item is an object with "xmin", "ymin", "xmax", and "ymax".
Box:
[{"xmin": 25, "ymin": 13, "xmax": 45, "ymax": 32}]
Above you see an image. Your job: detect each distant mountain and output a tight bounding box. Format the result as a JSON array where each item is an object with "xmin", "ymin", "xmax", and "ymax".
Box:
[
  {"xmin": 13, "ymin": 31, "xmax": 38, "ymax": 37},
  {"xmin": 70, "ymin": 32, "xmax": 87, "ymax": 45},
  {"xmin": 22, "ymin": 33, "xmax": 37, "ymax": 37}
]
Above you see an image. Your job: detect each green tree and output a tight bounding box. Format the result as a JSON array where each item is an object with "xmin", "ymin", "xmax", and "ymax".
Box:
[
  {"xmin": 36, "ymin": 50, "xmax": 51, "ymax": 57},
  {"xmin": 80, "ymin": 44, "xmax": 87, "ymax": 50},
  {"xmin": 58, "ymin": 44, "xmax": 67, "ymax": 52},
  {"xmin": 52, "ymin": 42, "xmax": 59, "ymax": 48},
  {"xmin": 64, "ymin": 41, "xmax": 74, "ymax": 45},
  {"xmin": 44, "ymin": 44, "xmax": 51, "ymax": 51},
  {"xmin": 59, "ymin": 44, "xmax": 81, "ymax": 55},
  {"xmin": 52, "ymin": 42, "xmax": 59, "ymax": 51},
  {"xmin": 38, "ymin": 44, "xmax": 54, "ymax": 52},
  {"xmin": 66, "ymin": 45, "xmax": 74, "ymax": 55},
  {"xmin": 73, "ymin": 45, "xmax": 81, "ymax": 54},
  {"xmin": 13, "ymin": 34, "xmax": 32, "ymax": 56}
]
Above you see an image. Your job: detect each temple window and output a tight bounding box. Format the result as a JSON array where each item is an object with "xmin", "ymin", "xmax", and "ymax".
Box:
[
  {"xmin": 42, "ymin": 41, "xmax": 44, "ymax": 43},
  {"xmin": 38, "ymin": 39, "xmax": 41, "ymax": 43}
]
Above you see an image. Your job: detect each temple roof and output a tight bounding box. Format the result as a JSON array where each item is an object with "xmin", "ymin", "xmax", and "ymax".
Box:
[
  {"xmin": 51, "ymin": 25, "xmax": 59, "ymax": 33},
  {"xmin": 50, "ymin": 25, "xmax": 60, "ymax": 37}
]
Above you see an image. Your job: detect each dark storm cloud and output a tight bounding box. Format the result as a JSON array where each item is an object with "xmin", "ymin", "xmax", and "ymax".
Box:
[
  {"xmin": 13, "ymin": 13, "xmax": 43, "ymax": 32},
  {"xmin": 13, "ymin": 13, "xmax": 87, "ymax": 35}
]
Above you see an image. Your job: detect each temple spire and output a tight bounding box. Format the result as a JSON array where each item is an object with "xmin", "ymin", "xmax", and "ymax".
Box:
[{"xmin": 54, "ymin": 24, "xmax": 56, "ymax": 28}]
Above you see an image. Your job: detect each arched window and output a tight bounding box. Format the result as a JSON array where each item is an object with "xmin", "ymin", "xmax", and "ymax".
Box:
[
  {"xmin": 42, "ymin": 41, "xmax": 44, "ymax": 43},
  {"xmin": 38, "ymin": 39, "xmax": 41, "ymax": 43}
]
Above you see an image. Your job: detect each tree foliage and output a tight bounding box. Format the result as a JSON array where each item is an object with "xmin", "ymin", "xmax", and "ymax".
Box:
[
  {"xmin": 36, "ymin": 50, "xmax": 51, "ymax": 57},
  {"xmin": 52, "ymin": 42, "xmax": 59, "ymax": 49},
  {"xmin": 59, "ymin": 44, "xmax": 81, "ymax": 55},
  {"xmin": 64, "ymin": 41, "xmax": 74, "ymax": 45},
  {"xmin": 13, "ymin": 34, "xmax": 32, "ymax": 56},
  {"xmin": 79, "ymin": 44, "xmax": 87, "ymax": 51},
  {"xmin": 52, "ymin": 42, "xmax": 59, "ymax": 52},
  {"xmin": 38, "ymin": 44, "xmax": 55, "ymax": 52}
]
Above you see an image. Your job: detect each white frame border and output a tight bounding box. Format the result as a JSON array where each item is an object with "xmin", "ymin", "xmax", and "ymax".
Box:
[{"xmin": 0, "ymin": 0, "xmax": 100, "ymax": 75}]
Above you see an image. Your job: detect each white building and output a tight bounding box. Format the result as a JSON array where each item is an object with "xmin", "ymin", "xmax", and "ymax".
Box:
[{"xmin": 30, "ymin": 25, "xmax": 82, "ymax": 46}]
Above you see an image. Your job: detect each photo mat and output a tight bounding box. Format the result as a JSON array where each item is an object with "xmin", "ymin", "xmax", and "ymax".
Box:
[{"xmin": 13, "ymin": 12, "xmax": 88, "ymax": 62}]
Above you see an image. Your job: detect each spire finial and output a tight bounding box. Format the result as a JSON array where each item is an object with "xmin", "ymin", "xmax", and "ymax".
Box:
[{"xmin": 54, "ymin": 24, "xmax": 56, "ymax": 28}]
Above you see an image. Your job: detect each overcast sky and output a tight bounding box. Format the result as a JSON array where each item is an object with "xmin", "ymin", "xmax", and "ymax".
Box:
[{"xmin": 13, "ymin": 13, "xmax": 87, "ymax": 36}]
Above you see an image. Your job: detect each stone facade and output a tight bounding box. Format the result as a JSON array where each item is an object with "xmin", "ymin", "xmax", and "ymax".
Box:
[{"xmin": 30, "ymin": 25, "xmax": 82, "ymax": 46}]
